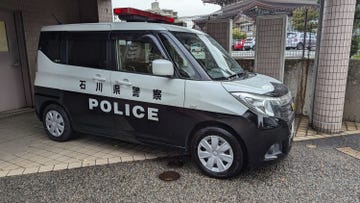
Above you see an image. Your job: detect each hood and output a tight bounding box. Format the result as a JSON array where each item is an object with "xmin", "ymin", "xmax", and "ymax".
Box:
[{"xmin": 221, "ymin": 73, "xmax": 283, "ymax": 95}]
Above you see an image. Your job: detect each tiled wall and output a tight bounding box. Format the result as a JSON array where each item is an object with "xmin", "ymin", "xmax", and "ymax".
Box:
[
  {"xmin": 312, "ymin": 0, "xmax": 356, "ymax": 133},
  {"xmin": 203, "ymin": 19, "xmax": 232, "ymax": 52},
  {"xmin": 254, "ymin": 15, "xmax": 287, "ymax": 81}
]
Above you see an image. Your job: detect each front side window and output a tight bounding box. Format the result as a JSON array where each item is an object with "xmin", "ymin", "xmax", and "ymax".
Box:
[
  {"xmin": 114, "ymin": 33, "xmax": 164, "ymax": 74},
  {"xmin": 158, "ymin": 34, "xmax": 197, "ymax": 79},
  {"xmin": 172, "ymin": 32, "xmax": 244, "ymax": 80}
]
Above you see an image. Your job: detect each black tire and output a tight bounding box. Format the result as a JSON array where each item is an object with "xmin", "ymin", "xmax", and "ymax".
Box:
[
  {"xmin": 191, "ymin": 127, "xmax": 244, "ymax": 179},
  {"xmin": 296, "ymin": 43, "xmax": 304, "ymax": 50},
  {"xmin": 42, "ymin": 104, "xmax": 73, "ymax": 142}
]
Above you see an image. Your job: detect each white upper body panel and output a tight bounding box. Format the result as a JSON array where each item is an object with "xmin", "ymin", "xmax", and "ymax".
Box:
[
  {"xmin": 221, "ymin": 74, "xmax": 279, "ymax": 95},
  {"xmin": 41, "ymin": 22, "xmax": 205, "ymax": 34}
]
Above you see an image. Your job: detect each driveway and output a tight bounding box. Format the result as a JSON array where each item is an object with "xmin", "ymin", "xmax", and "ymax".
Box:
[
  {"xmin": 1, "ymin": 134, "xmax": 359, "ymax": 202},
  {"xmin": 0, "ymin": 112, "xmax": 179, "ymax": 177}
]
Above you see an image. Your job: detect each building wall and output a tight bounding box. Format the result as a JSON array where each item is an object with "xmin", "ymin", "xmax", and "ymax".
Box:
[
  {"xmin": 343, "ymin": 59, "xmax": 360, "ymax": 122},
  {"xmin": 0, "ymin": 0, "xmax": 112, "ymax": 106},
  {"xmin": 0, "ymin": 0, "xmax": 81, "ymax": 98},
  {"xmin": 97, "ymin": 0, "xmax": 113, "ymax": 22}
]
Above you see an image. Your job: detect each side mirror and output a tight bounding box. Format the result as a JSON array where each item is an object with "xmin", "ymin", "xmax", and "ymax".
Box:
[{"xmin": 152, "ymin": 59, "xmax": 174, "ymax": 77}]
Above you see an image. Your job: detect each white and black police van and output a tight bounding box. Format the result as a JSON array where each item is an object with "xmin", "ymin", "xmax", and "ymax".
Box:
[{"xmin": 34, "ymin": 22, "xmax": 295, "ymax": 178}]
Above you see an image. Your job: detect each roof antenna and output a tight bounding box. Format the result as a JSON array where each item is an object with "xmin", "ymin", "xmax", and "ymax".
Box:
[{"xmin": 52, "ymin": 14, "xmax": 63, "ymax": 25}]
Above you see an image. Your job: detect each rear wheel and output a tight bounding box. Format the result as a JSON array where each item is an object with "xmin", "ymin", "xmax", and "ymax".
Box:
[
  {"xmin": 192, "ymin": 127, "xmax": 244, "ymax": 179},
  {"xmin": 42, "ymin": 104, "xmax": 73, "ymax": 141}
]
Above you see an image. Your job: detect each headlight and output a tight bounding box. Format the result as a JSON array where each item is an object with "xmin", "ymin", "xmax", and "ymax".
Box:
[{"xmin": 231, "ymin": 92, "xmax": 292, "ymax": 117}]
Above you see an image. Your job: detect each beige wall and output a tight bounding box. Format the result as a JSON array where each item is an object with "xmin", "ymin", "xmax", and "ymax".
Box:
[
  {"xmin": 0, "ymin": 0, "xmax": 81, "ymax": 102},
  {"xmin": 0, "ymin": 0, "xmax": 112, "ymax": 106}
]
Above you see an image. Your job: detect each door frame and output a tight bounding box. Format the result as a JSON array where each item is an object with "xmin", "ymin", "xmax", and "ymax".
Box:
[{"xmin": 8, "ymin": 10, "xmax": 33, "ymax": 107}]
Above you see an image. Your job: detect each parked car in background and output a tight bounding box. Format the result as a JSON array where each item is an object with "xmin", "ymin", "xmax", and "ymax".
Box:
[
  {"xmin": 232, "ymin": 39, "xmax": 245, "ymax": 50},
  {"xmin": 286, "ymin": 32, "xmax": 316, "ymax": 50},
  {"xmin": 244, "ymin": 37, "xmax": 256, "ymax": 50}
]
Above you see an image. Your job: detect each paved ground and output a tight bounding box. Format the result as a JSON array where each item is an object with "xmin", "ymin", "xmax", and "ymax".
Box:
[
  {"xmin": 0, "ymin": 134, "xmax": 359, "ymax": 202},
  {"xmin": 0, "ymin": 112, "xmax": 179, "ymax": 177},
  {"xmin": 1, "ymin": 111, "xmax": 360, "ymax": 177}
]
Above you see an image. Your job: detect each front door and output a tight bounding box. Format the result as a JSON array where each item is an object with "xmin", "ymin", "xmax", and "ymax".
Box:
[
  {"xmin": 110, "ymin": 32, "xmax": 186, "ymax": 145},
  {"xmin": 0, "ymin": 10, "xmax": 26, "ymax": 112}
]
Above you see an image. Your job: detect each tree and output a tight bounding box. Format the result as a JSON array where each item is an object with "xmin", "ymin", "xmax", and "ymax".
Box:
[
  {"xmin": 351, "ymin": 0, "xmax": 360, "ymax": 57},
  {"xmin": 291, "ymin": 7, "xmax": 319, "ymax": 32},
  {"xmin": 232, "ymin": 28, "xmax": 246, "ymax": 40}
]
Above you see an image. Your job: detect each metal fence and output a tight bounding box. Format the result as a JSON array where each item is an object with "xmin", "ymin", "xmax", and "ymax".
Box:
[{"xmin": 230, "ymin": 7, "xmax": 318, "ymax": 60}]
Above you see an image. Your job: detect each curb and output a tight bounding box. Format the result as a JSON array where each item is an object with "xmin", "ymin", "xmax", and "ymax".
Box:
[{"xmin": 294, "ymin": 130, "xmax": 360, "ymax": 142}]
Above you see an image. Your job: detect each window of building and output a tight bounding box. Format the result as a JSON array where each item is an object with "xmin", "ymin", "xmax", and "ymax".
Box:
[{"xmin": 0, "ymin": 21, "xmax": 8, "ymax": 52}]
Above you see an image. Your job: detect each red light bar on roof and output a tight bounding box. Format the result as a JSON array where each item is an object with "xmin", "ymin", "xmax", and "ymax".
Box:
[{"xmin": 114, "ymin": 8, "xmax": 175, "ymax": 24}]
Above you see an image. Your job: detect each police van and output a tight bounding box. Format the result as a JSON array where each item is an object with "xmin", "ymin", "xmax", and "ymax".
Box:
[{"xmin": 34, "ymin": 22, "xmax": 295, "ymax": 178}]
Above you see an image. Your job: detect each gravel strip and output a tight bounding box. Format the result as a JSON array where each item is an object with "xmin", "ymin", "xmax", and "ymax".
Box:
[{"xmin": 1, "ymin": 134, "xmax": 359, "ymax": 202}]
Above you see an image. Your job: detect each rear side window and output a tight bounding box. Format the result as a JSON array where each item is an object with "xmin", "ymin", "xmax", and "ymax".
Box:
[
  {"xmin": 39, "ymin": 32, "xmax": 64, "ymax": 63},
  {"xmin": 67, "ymin": 32, "xmax": 109, "ymax": 69}
]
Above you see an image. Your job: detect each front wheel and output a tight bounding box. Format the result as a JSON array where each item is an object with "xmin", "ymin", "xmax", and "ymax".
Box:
[{"xmin": 191, "ymin": 127, "xmax": 244, "ymax": 179}]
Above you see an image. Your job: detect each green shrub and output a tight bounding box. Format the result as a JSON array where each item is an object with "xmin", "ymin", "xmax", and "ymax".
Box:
[
  {"xmin": 233, "ymin": 28, "xmax": 247, "ymax": 40},
  {"xmin": 351, "ymin": 37, "xmax": 360, "ymax": 57}
]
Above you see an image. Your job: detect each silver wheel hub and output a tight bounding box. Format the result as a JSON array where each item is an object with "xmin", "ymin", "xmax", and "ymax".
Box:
[
  {"xmin": 197, "ymin": 135, "xmax": 234, "ymax": 173},
  {"xmin": 45, "ymin": 110, "xmax": 65, "ymax": 137}
]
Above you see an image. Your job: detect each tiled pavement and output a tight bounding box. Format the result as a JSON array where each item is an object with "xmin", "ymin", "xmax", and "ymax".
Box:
[
  {"xmin": 0, "ymin": 111, "xmax": 359, "ymax": 177},
  {"xmin": 0, "ymin": 112, "xmax": 180, "ymax": 177},
  {"xmin": 294, "ymin": 117, "xmax": 360, "ymax": 141}
]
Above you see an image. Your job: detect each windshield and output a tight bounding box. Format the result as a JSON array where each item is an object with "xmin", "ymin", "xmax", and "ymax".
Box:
[{"xmin": 172, "ymin": 32, "xmax": 244, "ymax": 80}]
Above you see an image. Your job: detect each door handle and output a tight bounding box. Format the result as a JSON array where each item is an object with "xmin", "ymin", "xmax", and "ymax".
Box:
[
  {"xmin": 93, "ymin": 74, "xmax": 106, "ymax": 82},
  {"xmin": 12, "ymin": 61, "xmax": 20, "ymax": 67},
  {"xmin": 115, "ymin": 79, "xmax": 132, "ymax": 86}
]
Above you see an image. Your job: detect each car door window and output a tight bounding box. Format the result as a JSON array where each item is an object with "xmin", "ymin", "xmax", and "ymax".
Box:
[
  {"xmin": 67, "ymin": 32, "xmax": 110, "ymax": 70},
  {"xmin": 158, "ymin": 33, "xmax": 198, "ymax": 79},
  {"xmin": 114, "ymin": 33, "xmax": 164, "ymax": 74}
]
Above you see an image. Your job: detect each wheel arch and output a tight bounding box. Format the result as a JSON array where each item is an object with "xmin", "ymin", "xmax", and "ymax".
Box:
[
  {"xmin": 186, "ymin": 121, "xmax": 249, "ymax": 166},
  {"xmin": 39, "ymin": 100, "xmax": 72, "ymax": 125}
]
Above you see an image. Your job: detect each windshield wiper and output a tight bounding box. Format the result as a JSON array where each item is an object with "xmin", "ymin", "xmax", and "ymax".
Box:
[{"xmin": 227, "ymin": 71, "xmax": 247, "ymax": 80}]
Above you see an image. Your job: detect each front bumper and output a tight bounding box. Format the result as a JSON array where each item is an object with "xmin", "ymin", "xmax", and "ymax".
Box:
[{"xmin": 238, "ymin": 112, "xmax": 295, "ymax": 167}]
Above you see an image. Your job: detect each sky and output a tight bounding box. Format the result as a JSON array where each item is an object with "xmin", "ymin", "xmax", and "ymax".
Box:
[{"xmin": 111, "ymin": 0, "xmax": 221, "ymax": 17}]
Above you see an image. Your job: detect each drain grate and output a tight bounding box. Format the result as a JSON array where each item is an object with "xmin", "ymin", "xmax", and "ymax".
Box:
[{"xmin": 159, "ymin": 171, "xmax": 180, "ymax": 181}]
